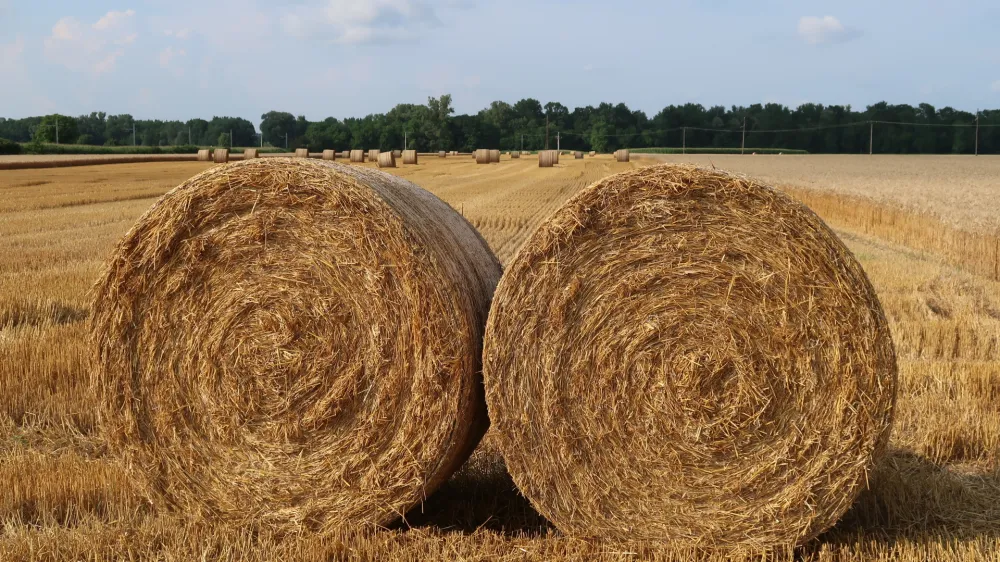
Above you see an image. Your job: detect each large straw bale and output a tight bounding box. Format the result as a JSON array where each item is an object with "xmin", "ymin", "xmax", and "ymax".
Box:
[
  {"xmin": 91, "ymin": 158, "xmax": 501, "ymax": 532},
  {"xmin": 197, "ymin": 149, "xmax": 212, "ymax": 162},
  {"xmin": 349, "ymin": 150, "xmax": 364, "ymax": 163},
  {"xmin": 377, "ymin": 151, "xmax": 396, "ymax": 168},
  {"xmin": 475, "ymin": 149, "xmax": 490, "ymax": 164},
  {"xmin": 489, "ymin": 149, "xmax": 500, "ymax": 163},
  {"xmin": 402, "ymin": 150, "xmax": 418, "ymax": 165},
  {"xmin": 483, "ymin": 164, "xmax": 897, "ymax": 550},
  {"xmin": 213, "ymin": 148, "xmax": 229, "ymax": 163},
  {"xmin": 322, "ymin": 149, "xmax": 336, "ymax": 161},
  {"xmin": 538, "ymin": 150, "xmax": 558, "ymax": 167},
  {"xmin": 614, "ymin": 149, "xmax": 630, "ymax": 162}
]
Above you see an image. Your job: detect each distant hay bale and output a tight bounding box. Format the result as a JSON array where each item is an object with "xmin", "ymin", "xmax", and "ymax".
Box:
[
  {"xmin": 243, "ymin": 148, "xmax": 260, "ymax": 160},
  {"xmin": 510, "ymin": 151, "xmax": 520, "ymax": 159},
  {"xmin": 475, "ymin": 149, "xmax": 491, "ymax": 164},
  {"xmin": 590, "ymin": 151, "xmax": 596, "ymax": 157},
  {"xmin": 574, "ymin": 151, "xmax": 583, "ymax": 159},
  {"xmin": 350, "ymin": 150, "xmax": 364, "ymax": 163},
  {"xmin": 368, "ymin": 149, "xmax": 380, "ymax": 162},
  {"xmin": 341, "ymin": 150, "xmax": 350, "ymax": 159},
  {"xmin": 537, "ymin": 150, "xmax": 558, "ymax": 167},
  {"xmin": 392, "ymin": 150, "xmax": 402, "ymax": 158},
  {"xmin": 439, "ymin": 151, "xmax": 447, "ymax": 158},
  {"xmin": 91, "ymin": 158, "xmax": 501, "ymax": 533},
  {"xmin": 377, "ymin": 151, "xmax": 396, "ymax": 168},
  {"xmin": 402, "ymin": 150, "xmax": 418, "ymax": 165},
  {"xmin": 322, "ymin": 149, "xmax": 336, "ymax": 161},
  {"xmin": 213, "ymin": 148, "xmax": 229, "ymax": 164},
  {"xmin": 482, "ymin": 164, "xmax": 897, "ymax": 550},
  {"xmin": 197, "ymin": 149, "xmax": 212, "ymax": 162},
  {"xmin": 294, "ymin": 148, "xmax": 309, "ymax": 158},
  {"xmin": 614, "ymin": 149, "xmax": 630, "ymax": 162},
  {"xmin": 489, "ymin": 149, "xmax": 500, "ymax": 163}
]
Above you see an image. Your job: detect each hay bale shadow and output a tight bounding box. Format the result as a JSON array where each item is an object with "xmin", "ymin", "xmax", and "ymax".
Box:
[{"xmin": 400, "ymin": 438, "xmax": 552, "ymax": 537}]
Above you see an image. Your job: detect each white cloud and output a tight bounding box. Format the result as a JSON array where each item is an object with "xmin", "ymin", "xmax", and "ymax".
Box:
[
  {"xmin": 93, "ymin": 9, "xmax": 135, "ymax": 31},
  {"xmin": 159, "ymin": 46, "xmax": 186, "ymax": 67},
  {"xmin": 44, "ymin": 10, "xmax": 137, "ymax": 75},
  {"xmin": 797, "ymin": 16, "xmax": 859, "ymax": 45},
  {"xmin": 281, "ymin": 0, "xmax": 441, "ymax": 44}
]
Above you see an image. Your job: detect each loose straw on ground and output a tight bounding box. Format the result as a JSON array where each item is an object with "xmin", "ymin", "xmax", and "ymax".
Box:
[
  {"xmin": 90, "ymin": 158, "xmax": 502, "ymax": 533},
  {"xmin": 483, "ymin": 164, "xmax": 897, "ymax": 551}
]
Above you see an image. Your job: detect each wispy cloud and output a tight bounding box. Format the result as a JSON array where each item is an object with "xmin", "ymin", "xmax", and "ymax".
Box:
[
  {"xmin": 281, "ymin": 0, "xmax": 443, "ymax": 44},
  {"xmin": 44, "ymin": 9, "xmax": 138, "ymax": 75},
  {"xmin": 797, "ymin": 15, "xmax": 860, "ymax": 45}
]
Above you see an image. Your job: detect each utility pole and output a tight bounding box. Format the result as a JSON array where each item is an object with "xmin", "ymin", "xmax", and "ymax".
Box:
[
  {"xmin": 545, "ymin": 114, "xmax": 550, "ymax": 150},
  {"xmin": 188, "ymin": 127, "xmax": 191, "ymax": 145},
  {"xmin": 230, "ymin": 129, "xmax": 233, "ymax": 148},
  {"xmin": 55, "ymin": 118, "xmax": 59, "ymax": 145},
  {"xmin": 404, "ymin": 130, "xmax": 407, "ymax": 150},
  {"xmin": 682, "ymin": 127, "xmax": 686, "ymax": 155},
  {"xmin": 741, "ymin": 116, "xmax": 746, "ymax": 155},
  {"xmin": 869, "ymin": 122, "xmax": 873, "ymax": 155},
  {"xmin": 975, "ymin": 111, "xmax": 980, "ymax": 156},
  {"xmin": 557, "ymin": 131, "xmax": 560, "ymax": 151},
  {"xmin": 285, "ymin": 133, "xmax": 288, "ymax": 149},
  {"xmin": 260, "ymin": 132, "xmax": 263, "ymax": 148}
]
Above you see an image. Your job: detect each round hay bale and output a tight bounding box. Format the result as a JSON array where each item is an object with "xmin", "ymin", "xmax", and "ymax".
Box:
[
  {"xmin": 295, "ymin": 148, "xmax": 309, "ymax": 158},
  {"xmin": 438, "ymin": 151, "xmax": 447, "ymax": 158},
  {"xmin": 392, "ymin": 150, "xmax": 402, "ymax": 159},
  {"xmin": 197, "ymin": 149, "xmax": 212, "ymax": 162},
  {"xmin": 489, "ymin": 149, "xmax": 500, "ymax": 163},
  {"xmin": 322, "ymin": 149, "xmax": 336, "ymax": 161},
  {"xmin": 475, "ymin": 149, "xmax": 490, "ymax": 165},
  {"xmin": 614, "ymin": 149, "xmax": 630, "ymax": 162},
  {"xmin": 213, "ymin": 148, "xmax": 229, "ymax": 164},
  {"xmin": 91, "ymin": 158, "xmax": 501, "ymax": 532},
  {"xmin": 574, "ymin": 151, "xmax": 584, "ymax": 159},
  {"xmin": 538, "ymin": 150, "xmax": 558, "ymax": 167},
  {"xmin": 510, "ymin": 151, "xmax": 520, "ymax": 159},
  {"xmin": 590, "ymin": 151, "xmax": 597, "ymax": 157},
  {"xmin": 482, "ymin": 164, "xmax": 897, "ymax": 549},
  {"xmin": 341, "ymin": 150, "xmax": 350, "ymax": 159},
  {"xmin": 377, "ymin": 151, "xmax": 396, "ymax": 168},
  {"xmin": 243, "ymin": 148, "xmax": 260, "ymax": 160},
  {"xmin": 402, "ymin": 150, "xmax": 418, "ymax": 165},
  {"xmin": 368, "ymin": 149, "xmax": 380, "ymax": 162},
  {"xmin": 349, "ymin": 150, "xmax": 364, "ymax": 163}
]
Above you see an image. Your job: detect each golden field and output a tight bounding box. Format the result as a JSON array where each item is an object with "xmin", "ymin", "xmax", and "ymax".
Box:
[{"xmin": 1, "ymin": 154, "xmax": 999, "ymax": 560}]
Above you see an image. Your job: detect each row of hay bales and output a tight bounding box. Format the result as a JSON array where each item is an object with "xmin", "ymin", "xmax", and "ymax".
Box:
[
  {"xmin": 89, "ymin": 158, "xmax": 895, "ymax": 551},
  {"xmin": 201, "ymin": 148, "xmax": 611, "ymax": 165}
]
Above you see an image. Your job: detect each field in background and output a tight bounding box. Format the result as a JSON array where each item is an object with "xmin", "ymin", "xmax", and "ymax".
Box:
[{"xmin": 0, "ymin": 155, "xmax": 998, "ymax": 560}]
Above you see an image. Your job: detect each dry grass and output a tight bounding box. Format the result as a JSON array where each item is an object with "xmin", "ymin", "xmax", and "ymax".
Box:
[{"xmin": 0, "ymin": 155, "xmax": 998, "ymax": 559}]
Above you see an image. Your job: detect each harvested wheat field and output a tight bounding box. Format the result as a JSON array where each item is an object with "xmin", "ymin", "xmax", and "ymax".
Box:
[{"xmin": 1, "ymin": 155, "xmax": 999, "ymax": 560}]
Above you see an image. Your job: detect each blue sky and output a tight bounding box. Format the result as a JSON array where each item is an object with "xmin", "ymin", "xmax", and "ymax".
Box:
[{"xmin": 1, "ymin": 1, "xmax": 999, "ymax": 124}]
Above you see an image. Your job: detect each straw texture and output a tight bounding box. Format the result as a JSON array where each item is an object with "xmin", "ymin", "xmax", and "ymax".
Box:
[
  {"xmin": 90, "ymin": 158, "xmax": 502, "ymax": 533},
  {"xmin": 483, "ymin": 164, "xmax": 897, "ymax": 551}
]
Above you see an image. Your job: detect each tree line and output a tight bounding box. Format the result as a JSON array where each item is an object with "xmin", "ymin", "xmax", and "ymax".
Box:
[{"xmin": 2, "ymin": 96, "xmax": 999, "ymax": 154}]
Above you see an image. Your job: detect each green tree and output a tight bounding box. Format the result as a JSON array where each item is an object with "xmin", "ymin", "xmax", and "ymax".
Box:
[
  {"xmin": 260, "ymin": 111, "xmax": 296, "ymax": 148},
  {"xmin": 34, "ymin": 114, "xmax": 79, "ymax": 144},
  {"xmin": 218, "ymin": 132, "xmax": 231, "ymax": 147}
]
